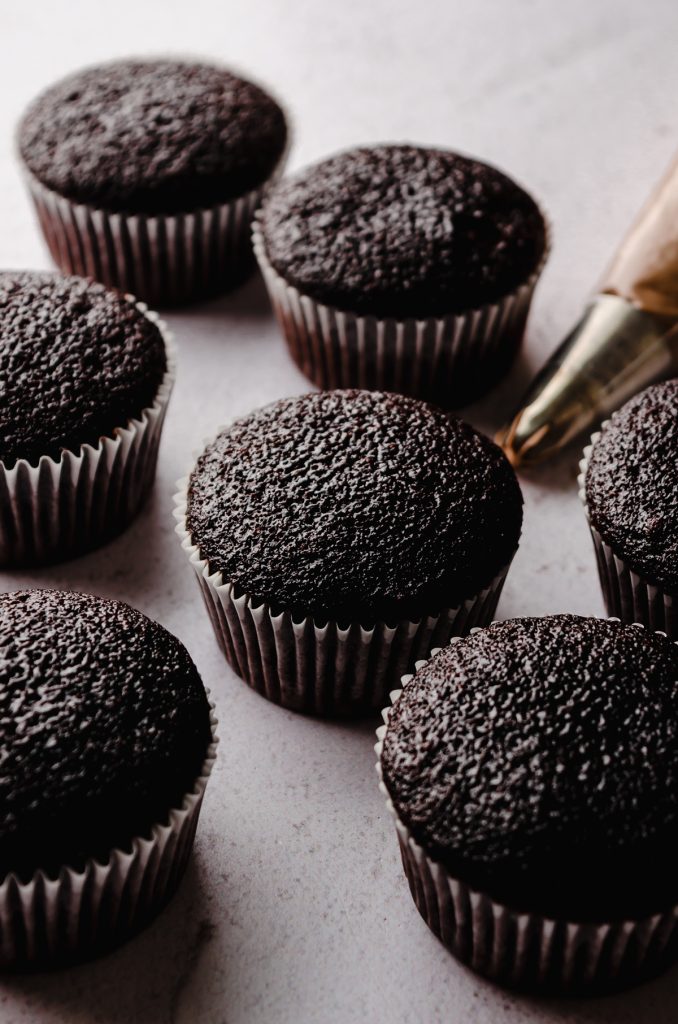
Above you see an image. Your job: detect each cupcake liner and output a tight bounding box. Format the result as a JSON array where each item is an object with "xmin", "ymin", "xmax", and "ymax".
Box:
[
  {"xmin": 578, "ymin": 434, "xmax": 678, "ymax": 637},
  {"xmin": 253, "ymin": 215, "xmax": 550, "ymax": 407},
  {"xmin": 0, "ymin": 302, "xmax": 175, "ymax": 568},
  {"xmin": 24, "ymin": 150, "xmax": 287, "ymax": 307},
  {"xmin": 173, "ymin": 470, "xmax": 511, "ymax": 716},
  {"xmin": 0, "ymin": 701, "xmax": 218, "ymax": 970},
  {"xmin": 376, "ymin": 653, "xmax": 678, "ymax": 993}
]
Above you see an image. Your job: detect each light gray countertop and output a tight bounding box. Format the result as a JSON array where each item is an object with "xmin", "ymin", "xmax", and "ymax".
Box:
[{"xmin": 1, "ymin": 0, "xmax": 678, "ymax": 1019}]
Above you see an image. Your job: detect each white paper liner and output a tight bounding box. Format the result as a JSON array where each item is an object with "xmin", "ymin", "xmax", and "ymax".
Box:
[
  {"xmin": 24, "ymin": 151, "xmax": 287, "ymax": 306},
  {"xmin": 578, "ymin": 431, "xmax": 678, "ymax": 638},
  {"xmin": 253, "ymin": 215, "xmax": 550, "ymax": 406},
  {"xmin": 0, "ymin": 301, "xmax": 175, "ymax": 568},
  {"xmin": 375, "ymin": 633, "xmax": 678, "ymax": 993},
  {"xmin": 173, "ymin": 469, "xmax": 511, "ymax": 716},
  {"xmin": 0, "ymin": 701, "xmax": 218, "ymax": 970}
]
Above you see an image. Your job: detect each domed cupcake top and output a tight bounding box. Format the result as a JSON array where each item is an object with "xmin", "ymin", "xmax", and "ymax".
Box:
[
  {"xmin": 261, "ymin": 144, "xmax": 546, "ymax": 319},
  {"xmin": 381, "ymin": 614, "xmax": 678, "ymax": 920},
  {"xmin": 0, "ymin": 589, "xmax": 211, "ymax": 879},
  {"xmin": 0, "ymin": 271, "xmax": 167, "ymax": 466},
  {"xmin": 186, "ymin": 390, "xmax": 523, "ymax": 625},
  {"xmin": 585, "ymin": 380, "xmax": 678, "ymax": 593},
  {"xmin": 19, "ymin": 59, "xmax": 287, "ymax": 214}
]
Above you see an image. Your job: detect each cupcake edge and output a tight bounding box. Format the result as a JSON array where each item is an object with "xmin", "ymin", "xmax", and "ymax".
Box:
[
  {"xmin": 173, "ymin": 466, "xmax": 513, "ymax": 716},
  {"xmin": 252, "ymin": 211, "xmax": 551, "ymax": 407},
  {"xmin": 22, "ymin": 131, "xmax": 290, "ymax": 307},
  {"xmin": 0, "ymin": 299, "xmax": 175, "ymax": 568},
  {"xmin": 0, "ymin": 698, "xmax": 218, "ymax": 970},
  {"xmin": 375, "ymin": 629, "xmax": 678, "ymax": 993},
  {"xmin": 579, "ymin": 431, "xmax": 678, "ymax": 637}
]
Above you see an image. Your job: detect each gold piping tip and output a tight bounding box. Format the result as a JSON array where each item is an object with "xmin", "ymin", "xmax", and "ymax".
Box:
[
  {"xmin": 496, "ymin": 419, "xmax": 551, "ymax": 468},
  {"xmin": 496, "ymin": 296, "xmax": 678, "ymax": 470}
]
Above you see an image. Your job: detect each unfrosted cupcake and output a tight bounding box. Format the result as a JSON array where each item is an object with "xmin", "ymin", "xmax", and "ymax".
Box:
[
  {"xmin": 0, "ymin": 588, "xmax": 216, "ymax": 969},
  {"xmin": 0, "ymin": 270, "xmax": 173, "ymax": 566},
  {"xmin": 255, "ymin": 144, "xmax": 548, "ymax": 406},
  {"xmin": 377, "ymin": 615, "xmax": 678, "ymax": 992},
  {"xmin": 580, "ymin": 380, "xmax": 678, "ymax": 637},
  {"xmin": 175, "ymin": 389, "xmax": 522, "ymax": 715},
  {"xmin": 18, "ymin": 58, "xmax": 288, "ymax": 305}
]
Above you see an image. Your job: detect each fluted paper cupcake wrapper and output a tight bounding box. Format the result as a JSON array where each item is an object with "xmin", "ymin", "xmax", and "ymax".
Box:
[
  {"xmin": 253, "ymin": 216, "xmax": 550, "ymax": 407},
  {"xmin": 0, "ymin": 302, "xmax": 174, "ymax": 568},
  {"xmin": 578, "ymin": 433, "xmax": 678, "ymax": 638},
  {"xmin": 25, "ymin": 157, "xmax": 287, "ymax": 306},
  {"xmin": 0, "ymin": 702, "xmax": 218, "ymax": 971},
  {"xmin": 376, "ymin": 637, "xmax": 678, "ymax": 993},
  {"xmin": 173, "ymin": 470, "xmax": 510, "ymax": 716}
]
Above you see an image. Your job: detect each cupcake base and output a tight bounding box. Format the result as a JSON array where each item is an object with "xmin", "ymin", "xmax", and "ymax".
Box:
[
  {"xmin": 376, "ymin": 684, "xmax": 678, "ymax": 994},
  {"xmin": 0, "ymin": 704, "xmax": 218, "ymax": 971},
  {"xmin": 0, "ymin": 303, "xmax": 174, "ymax": 568},
  {"xmin": 579, "ymin": 436, "xmax": 678, "ymax": 638},
  {"xmin": 253, "ymin": 217, "xmax": 549, "ymax": 408},
  {"xmin": 25, "ymin": 167, "xmax": 284, "ymax": 308},
  {"xmin": 174, "ymin": 476, "xmax": 510, "ymax": 716}
]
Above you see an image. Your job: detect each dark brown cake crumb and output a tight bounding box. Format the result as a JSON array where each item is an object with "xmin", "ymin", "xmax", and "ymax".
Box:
[
  {"xmin": 186, "ymin": 390, "xmax": 523, "ymax": 625},
  {"xmin": 0, "ymin": 271, "xmax": 167, "ymax": 466},
  {"xmin": 0, "ymin": 589, "xmax": 211, "ymax": 880},
  {"xmin": 261, "ymin": 144, "xmax": 546, "ymax": 318},
  {"xmin": 585, "ymin": 380, "xmax": 678, "ymax": 593},
  {"xmin": 382, "ymin": 614, "xmax": 678, "ymax": 920},
  {"xmin": 19, "ymin": 59, "xmax": 287, "ymax": 214}
]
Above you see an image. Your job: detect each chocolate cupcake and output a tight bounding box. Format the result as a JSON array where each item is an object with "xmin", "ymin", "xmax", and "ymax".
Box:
[
  {"xmin": 254, "ymin": 145, "xmax": 548, "ymax": 406},
  {"xmin": 377, "ymin": 615, "xmax": 678, "ymax": 992},
  {"xmin": 580, "ymin": 380, "xmax": 678, "ymax": 637},
  {"xmin": 175, "ymin": 389, "xmax": 522, "ymax": 715},
  {"xmin": 0, "ymin": 270, "xmax": 173, "ymax": 566},
  {"xmin": 18, "ymin": 58, "xmax": 288, "ymax": 305},
  {"xmin": 0, "ymin": 588, "xmax": 216, "ymax": 969}
]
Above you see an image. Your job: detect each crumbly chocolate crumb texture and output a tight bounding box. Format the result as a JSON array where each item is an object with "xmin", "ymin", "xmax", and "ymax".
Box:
[
  {"xmin": 382, "ymin": 614, "xmax": 678, "ymax": 920},
  {"xmin": 187, "ymin": 390, "xmax": 523, "ymax": 625},
  {"xmin": 0, "ymin": 271, "xmax": 167, "ymax": 466},
  {"xmin": 19, "ymin": 59, "xmax": 287, "ymax": 214},
  {"xmin": 585, "ymin": 380, "xmax": 678, "ymax": 593},
  {"xmin": 0, "ymin": 589, "xmax": 211, "ymax": 880},
  {"xmin": 261, "ymin": 144, "xmax": 546, "ymax": 319}
]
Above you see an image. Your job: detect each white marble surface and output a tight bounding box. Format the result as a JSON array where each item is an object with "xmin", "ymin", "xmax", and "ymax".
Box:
[{"xmin": 1, "ymin": 0, "xmax": 678, "ymax": 1020}]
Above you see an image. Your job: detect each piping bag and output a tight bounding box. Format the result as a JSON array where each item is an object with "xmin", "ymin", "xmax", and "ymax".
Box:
[{"xmin": 497, "ymin": 153, "xmax": 678, "ymax": 467}]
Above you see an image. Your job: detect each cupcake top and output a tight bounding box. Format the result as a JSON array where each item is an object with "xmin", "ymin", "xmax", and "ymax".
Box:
[
  {"xmin": 585, "ymin": 380, "xmax": 678, "ymax": 593},
  {"xmin": 18, "ymin": 59, "xmax": 287, "ymax": 215},
  {"xmin": 381, "ymin": 614, "xmax": 678, "ymax": 921},
  {"xmin": 186, "ymin": 390, "xmax": 523, "ymax": 625},
  {"xmin": 0, "ymin": 589, "xmax": 212, "ymax": 880},
  {"xmin": 0, "ymin": 271, "xmax": 167, "ymax": 466},
  {"xmin": 260, "ymin": 144, "xmax": 546, "ymax": 319}
]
